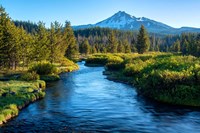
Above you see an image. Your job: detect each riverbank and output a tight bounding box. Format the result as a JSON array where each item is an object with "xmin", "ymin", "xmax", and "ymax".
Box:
[
  {"xmin": 0, "ymin": 59, "xmax": 79, "ymax": 125},
  {"xmin": 31, "ymin": 59, "xmax": 79, "ymax": 82},
  {"xmin": 86, "ymin": 53, "xmax": 200, "ymax": 107},
  {"xmin": 0, "ymin": 80, "xmax": 46, "ymax": 125},
  {"xmin": 0, "ymin": 58, "xmax": 79, "ymax": 82}
]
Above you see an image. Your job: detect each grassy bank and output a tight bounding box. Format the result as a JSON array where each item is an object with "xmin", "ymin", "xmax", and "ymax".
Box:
[
  {"xmin": 0, "ymin": 80, "xmax": 45, "ymax": 125},
  {"xmin": 0, "ymin": 58, "xmax": 79, "ymax": 125},
  {"xmin": 27, "ymin": 58, "xmax": 79, "ymax": 82},
  {"xmin": 0, "ymin": 58, "xmax": 79, "ymax": 82},
  {"xmin": 86, "ymin": 53, "xmax": 200, "ymax": 107}
]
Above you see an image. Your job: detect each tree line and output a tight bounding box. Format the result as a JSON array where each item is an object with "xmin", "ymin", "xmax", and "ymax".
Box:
[
  {"xmin": 74, "ymin": 27, "xmax": 164, "ymax": 54},
  {"xmin": 12, "ymin": 14, "xmax": 200, "ymax": 57},
  {"xmin": 0, "ymin": 6, "xmax": 78, "ymax": 70},
  {"xmin": 1, "ymin": 5, "xmax": 200, "ymax": 71},
  {"xmin": 75, "ymin": 26, "xmax": 200, "ymax": 56},
  {"xmin": 75, "ymin": 25, "xmax": 158, "ymax": 54}
]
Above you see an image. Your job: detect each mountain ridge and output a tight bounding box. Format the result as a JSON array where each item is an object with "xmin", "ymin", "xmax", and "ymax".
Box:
[{"xmin": 73, "ymin": 11, "xmax": 200, "ymax": 34}]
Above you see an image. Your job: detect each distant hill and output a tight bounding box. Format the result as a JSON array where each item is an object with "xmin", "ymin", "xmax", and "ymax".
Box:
[{"xmin": 73, "ymin": 11, "xmax": 200, "ymax": 34}]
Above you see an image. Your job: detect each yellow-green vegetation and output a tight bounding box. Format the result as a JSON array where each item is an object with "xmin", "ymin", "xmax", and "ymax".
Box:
[
  {"xmin": 55, "ymin": 58, "xmax": 79, "ymax": 73},
  {"xmin": 0, "ymin": 59, "xmax": 78, "ymax": 125},
  {"xmin": 0, "ymin": 80, "xmax": 46, "ymax": 125},
  {"xmin": 20, "ymin": 72, "xmax": 40, "ymax": 81},
  {"xmin": 0, "ymin": 59, "xmax": 79, "ymax": 82},
  {"xmin": 86, "ymin": 53, "xmax": 200, "ymax": 107},
  {"xmin": 28, "ymin": 59, "xmax": 79, "ymax": 82},
  {"xmin": 85, "ymin": 53, "xmax": 124, "ymax": 67}
]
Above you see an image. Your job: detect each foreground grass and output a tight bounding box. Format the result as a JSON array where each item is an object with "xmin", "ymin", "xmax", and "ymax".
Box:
[
  {"xmin": 0, "ymin": 80, "xmax": 45, "ymax": 125},
  {"xmin": 0, "ymin": 58, "xmax": 79, "ymax": 125},
  {"xmin": 86, "ymin": 52, "xmax": 200, "ymax": 107}
]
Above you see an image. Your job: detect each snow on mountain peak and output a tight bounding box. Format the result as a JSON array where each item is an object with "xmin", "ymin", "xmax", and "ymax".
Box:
[
  {"xmin": 115, "ymin": 11, "xmax": 136, "ymax": 19},
  {"xmin": 73, "ymin": 11, "xmax": 200, "ymax": 34},
  {"xmin": 96, "ymin": 11, "xmax": 136, "ymax": 28},
  {"xmin": 137, "ymin": 17, "xmax": 144, "ymax": 21}
]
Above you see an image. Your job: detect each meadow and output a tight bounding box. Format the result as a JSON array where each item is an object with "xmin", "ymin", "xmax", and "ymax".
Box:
[
  {"xmin": 86, "ymin": 52, "xmax": 200, "ymax": 107},
  {"xmin": 0, "ymin": 80, "xmax": 45, "ymax": 125}
]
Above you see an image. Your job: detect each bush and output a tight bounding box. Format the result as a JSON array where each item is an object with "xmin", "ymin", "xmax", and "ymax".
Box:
[
  {"xmin": 106, "ymin": 56, "xmax": 124, "ymax": 70},
  {"xmin": 1, "ymin": 109, "xmax": 13, "ymax": 117},
  {"xmin": 86, "ymin": 57, "xmax": 108, "ymax": 65},
  {"xmin": 0, "ymin": 114, "xmax": 5, "ymax": 123},
  {"xmin": 29, "ymin": 62, "xmax": 58, "ymax": 75},
  {"xmin": 20, "ymin": 72, "xmax": 40, "ymax": 81}
]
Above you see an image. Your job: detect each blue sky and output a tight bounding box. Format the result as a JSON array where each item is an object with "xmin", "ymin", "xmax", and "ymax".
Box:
[{"xmin": 0, "ymin": 0, "xmax": 200, "ymax": 28}]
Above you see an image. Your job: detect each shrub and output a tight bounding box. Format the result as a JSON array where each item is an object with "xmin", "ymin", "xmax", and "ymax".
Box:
[
  {"xmin": 30, "ymin": 80, "xmax": 46, "ymax": 89},
  {"xmin": 86, "ymin": 57, "xmax": 108, "ymax": 65},
  {"xmin": 29, "ymin": 62, "xmax": 58, "ymax": 75},
  {"xmin": 5, "ymin": 104, "xmax": 18, "ymax": 116},
  {"xmin": 0, "ymin": 114, "xmax": 5, "ymax": 123},
  {"xmin": 1, "ymin": 109, "xmax": 13, "ymax": 117},
  {"xmin": 20, "ymin": 72, "xmax": 40, "ymax": 81},
  {"xmin": 106, "ymin": 56, "xmax": 124, "ymax": 70}
]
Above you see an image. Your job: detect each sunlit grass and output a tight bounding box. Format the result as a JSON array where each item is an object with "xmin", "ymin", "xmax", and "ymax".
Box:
[
  {"xmin": 86, "ymin": 52, "xmax": 200, "ymax": 106},
  {"xmin": 0, "ymin": 80, "xmax": 46, "ymax": 124}
]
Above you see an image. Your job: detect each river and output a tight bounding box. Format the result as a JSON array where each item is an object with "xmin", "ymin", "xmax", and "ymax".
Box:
[{"xmin": 1, "ymin": 61, "xmax": 200, "ymax": 132}]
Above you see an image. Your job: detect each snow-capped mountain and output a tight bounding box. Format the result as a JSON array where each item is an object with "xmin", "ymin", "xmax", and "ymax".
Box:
[
  {"xmin": 73, "ymin": 11, "xmax": 200, "ymax": 34},
  {"xmin": 95, "ymin": 11, "xmax": 173, "ymax": 32}
]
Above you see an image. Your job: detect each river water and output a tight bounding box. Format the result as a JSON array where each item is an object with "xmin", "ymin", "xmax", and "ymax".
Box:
[{"xmin": 1, "ymin": 62, "xmax": 200, "ymax": 132}]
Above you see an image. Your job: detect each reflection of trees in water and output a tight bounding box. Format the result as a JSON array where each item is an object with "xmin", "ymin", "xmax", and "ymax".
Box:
[{"xmin": 136, "ymin": 95, "xmax": 200, "ymax": 124}]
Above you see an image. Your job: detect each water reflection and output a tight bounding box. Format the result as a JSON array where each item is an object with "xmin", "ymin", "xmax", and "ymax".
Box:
[{"xmin": 1, "ymin": 62, "xmax": 200, "ymax": 133}]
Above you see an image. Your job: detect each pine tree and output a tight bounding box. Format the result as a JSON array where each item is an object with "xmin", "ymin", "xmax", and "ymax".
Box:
[
  {"xmin": 64, "ymin": 21, "xmax": 79, "ymax": 59},
  {"xmin": 0, "ymin": 6, "xmax": 21, "ymax": 69},
  {"xmin": 91, "ymin": 45, "xmax": 97, "ymax": 54},
  {"xmin": 81, "ymin": 39, "xmax": 91, "ymax": 55},
  {"xmin": 131, "ymin": 37, "xmax": 137, "ymax": 52},
  {"xmin": 181, "ymin": 39, "xmax": 189, "ymax": 55},
  {"xmin": 136, "ymin": 25, "xmax": 150, "ymax": 54},
  {"xmin": 101, "ymin": 47, "xmax": 107, "ymax": 53},
  {"xmin": 155, "ymin": 41, "xmax": 160, "ymax": 52},
  {"xmin": 7, "ymin": 21, "xmax": 20, "ymax": 70},
  {"xmin": 79, "ymin": 41, "xmax": 84, "ymax": 54},
  {"xmin": 48, "ymin": 21, "xmax": 64, "ymax": 63},
  {"xmin": 18, "ymin": 26, "xmax": 33, "ymax": 69},
  {"xmin": 33, "ymin": 22, "xmax": 50, "ymax": 62},
  {"xmin": 124, "ymin": 39, "xmax": 131, "ymax": 53},
  {"xmin": 117, "ymin": 41, "xmax": 125, "ymax": 53},
  {"xmin": 108, "ymin": 31, "xmax": 118, "ymax": 53},
  {"xmin": 150, "ymin": 34, "xmax": 156, "ymax": 51},
  {"xmin": 172, "ymin": 39, "xmax": 181, "ymax": 52},
  {"xmin": 195, "ymin": 34, "xmax": 200, "ymax": 56},
  {"xmin": 0, "ymin": 6, "xmax": 10, "ymax": 68}
]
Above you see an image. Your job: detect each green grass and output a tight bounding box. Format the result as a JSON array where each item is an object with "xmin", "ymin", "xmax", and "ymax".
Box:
[
  {"xmin": 0, "ymin": 58, "xmax": 79, "ymax": 82},
  {"xmin": 0, "ymin": 58, "xmax": 78, "ymax": 124},
  {"xmin": 86, "ymin": 52, "xmax": 200, "ymax": 107},
  {"xmin": 55, "ymin": 58, "xmax": 79, "ymax": 73},
  {"xmin": 0, "ymin": 80, "xmax": 46, "ymax": 124}
]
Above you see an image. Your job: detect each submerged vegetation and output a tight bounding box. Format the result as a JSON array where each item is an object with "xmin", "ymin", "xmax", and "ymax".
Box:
[{"xmin": 86, "ymin": 53, "xmax": 200, "ymax": 107}]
